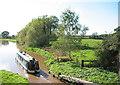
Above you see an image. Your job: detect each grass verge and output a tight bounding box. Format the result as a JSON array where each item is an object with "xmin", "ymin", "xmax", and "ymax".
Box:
[
  {"xmin": 0, "ymin": 39, "xmax": 16, "ymax": 42},
  {"xmin": 0, "ymin": 70, "xmax": 29, "ymax": 84}
]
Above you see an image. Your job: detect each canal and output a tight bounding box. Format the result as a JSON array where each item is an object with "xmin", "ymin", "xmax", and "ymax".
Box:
[{"xmin": 0, "ymin": 40, "xmax": 63, "ymax": 84}]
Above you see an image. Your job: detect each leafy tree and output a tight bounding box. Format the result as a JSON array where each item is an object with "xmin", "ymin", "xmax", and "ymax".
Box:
[
  {"xmin": 49, "ymin": 16, "xmax": 59, "ymax": 35},
  {"xmin": 114, "ymin": 26, "xmax": 120, "ymax": 33},
  {"xmin": 41, "ymin": 15, "xmax": 59, "ymax": 44},
  {"xmin": 96, "ymin": 27, "xmax": 120, "ymax": 75},
  {"xmin": 26, "ymin": 18, "xmax": 48, "ymax": 47},
  {"xmin": 53, "ymin": 9, "xmax": 88, "ymax": 60},
  {"xmin": 11, "ymin": 35, "xmax": 15, "ymax": 39},
  {"xmin": 16, "ymin": 15, "xmax": 59, "ymax": 47},
  {"xmin": 16, "ymin": 26, "xmax": 29, "ymax": 45},
  {"xmin": 92, "ymin": 32, "xmax": 98, "ymax": 39},
  {"xmin": 2, "ymin": 31, "xmax": 9, "ymax": 39}
]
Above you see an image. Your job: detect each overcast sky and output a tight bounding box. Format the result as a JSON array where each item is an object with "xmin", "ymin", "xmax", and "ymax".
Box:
[{"xmin": 0, "ymin": 0, "xmax": 119, "ymax": 35}]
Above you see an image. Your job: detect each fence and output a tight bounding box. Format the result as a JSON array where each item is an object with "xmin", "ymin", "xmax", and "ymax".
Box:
[{"xmin": 81, "ymin": 60, "xmax": 100, "ymax": 67}]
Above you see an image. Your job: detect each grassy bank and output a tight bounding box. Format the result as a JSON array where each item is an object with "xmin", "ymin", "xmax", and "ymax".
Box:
[
  {"xmin": 0, "ymin": 39, "xmax": 16, "ymax": 42},
  {"xmin": 0, "ymin": 70, "xmax": 29, "ymax": 84},
  {"xmin": 50, "ymin": 39, "xmax": 102, "ymax": 63},
  {"xmin": 24, "ymin": 39, "xmax": 120, "ymax": 84},
  {"xmin": 48, "ymin": 61, "xmax": 120, "ymax": 84}
]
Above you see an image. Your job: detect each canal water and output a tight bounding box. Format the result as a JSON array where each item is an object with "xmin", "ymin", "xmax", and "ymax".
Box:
[{"xmin": 0, "ymin": 40, "xmax": 63, "ymax": 84}]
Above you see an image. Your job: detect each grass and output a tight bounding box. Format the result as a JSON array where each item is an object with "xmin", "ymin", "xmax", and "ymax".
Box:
[
  {"xmin": 0, "ymin": 70, "xmax": 29, "ymax": 84},
  {"xmin": 24, "ymin": 39, "xmax": 120, "ymax": 84},
  {"xmin": 71, "ymin": 39, "xmax": 102, "ymax": 63},
  {"xmin": 0, "ymin": 39, "xmax": 16, "ymax": 42},
  {"xmin": 50, "ymin": 39, "xmax": 103, "ymax": 63}
]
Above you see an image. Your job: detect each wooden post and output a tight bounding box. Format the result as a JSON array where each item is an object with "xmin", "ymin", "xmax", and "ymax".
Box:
[
  {"xmin": 57, "ymin": 57, "xmax": 59, "ymax": 63},
  {"xmin": 69, "ymin": 50, "xmax": 72, "ymax": 61},
  {"xmin": 81, "ymin": 60, "xmax": 84, "ymax": 67}
]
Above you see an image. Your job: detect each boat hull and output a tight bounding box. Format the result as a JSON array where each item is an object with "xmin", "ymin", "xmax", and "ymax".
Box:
[{"xmin": 15, "ymin": 57, "xmax": 40, "ymax": 74}]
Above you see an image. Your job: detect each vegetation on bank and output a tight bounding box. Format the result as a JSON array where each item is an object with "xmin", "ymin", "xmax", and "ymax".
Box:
[
  {"xmin": 24, "ymin": 45, "xmax": 120, "ymax": 84},
  {"xmin": 49, "ymin": 61, "xmax": 120, "ymax": 84},
  {"xmin": 0, "ymin": 39, "xmax": 16, "ymax": 42},
  {"xmin": 0, "ymin": 70, "xmax": 29, "ymax": 84},
  {"xmin": 96, "ymin": 26, "xmax": 120, "ymax": 73}
]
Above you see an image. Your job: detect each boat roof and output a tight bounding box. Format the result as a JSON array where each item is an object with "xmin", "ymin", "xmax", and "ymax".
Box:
[{"xmin": 17, "ymin": 51, "xmax": 35, "ymax": 62}]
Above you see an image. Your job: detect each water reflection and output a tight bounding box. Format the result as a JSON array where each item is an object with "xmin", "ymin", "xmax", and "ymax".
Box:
[
  {"xmin": 0, "ymin": 40, "xmax": 9, "ymax": 46},
  {"xmin": 0, "ymin": 41, "xmax": 18, "ymax": 72}
]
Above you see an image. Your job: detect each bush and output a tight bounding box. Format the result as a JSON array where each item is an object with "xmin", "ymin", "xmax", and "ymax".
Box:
[{"xmin": 95, "ymin": 34, "xmax": 119, "ymax": 72}]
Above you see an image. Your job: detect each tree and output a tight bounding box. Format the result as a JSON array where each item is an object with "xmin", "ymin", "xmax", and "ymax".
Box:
[
  {"xmin": 11, "ymin": 35, "xmax": 15, "ymax": 39},
  {"xmin": 16, "ymin": 26, "xmax": 29, "ymax": 45},
  {"xmin": 49, "ymin": 16, "xmax": 59, "ymax": 35},
  {"xmin": 92, "ymin": 32, "xmax": 98, "ymax": 39},
  {"xmin": 114, "ymin": 26, "xmax": 120, "ymax": 33},
  {"xmin": 53, "ymin": 9, "xmax": 88, "ymax": 60},
  {"xmin": 96, "ymin": 26, "xmax": 120, "ymax": 75},
  {"xmin": 16, "ymin": 15, "xmax": 59, "ymax": 47},
  {"xmin": 41, "ymin": 15, "xmax": 59, "ymax": 44},
  {"xmin": 2, "ymin": 31, "xmax": 9, "ymax": 39}
]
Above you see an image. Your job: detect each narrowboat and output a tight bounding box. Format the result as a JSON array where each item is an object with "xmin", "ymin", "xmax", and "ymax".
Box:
[{"xmin": 16, "ymin": 51, "xmax": 40, "ymax": 73}]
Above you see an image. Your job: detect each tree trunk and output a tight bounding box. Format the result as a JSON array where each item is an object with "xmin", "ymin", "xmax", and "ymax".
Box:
[
  {"xmin": 68, "ymin": 41, "xmax": 72, "ymax": 61},
  {"xmin": 118, "ymin": 56, "xmax": 120, "ymax": 76}
]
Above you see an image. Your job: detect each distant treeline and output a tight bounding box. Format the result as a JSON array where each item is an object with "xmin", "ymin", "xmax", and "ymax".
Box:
[
  {"xmin": 73, "ymin": 34, "xmax": 112, "ymax": 40},
  {"xmin": 0, "ymin": 31, "xmax": 15, "ymax": 39}
]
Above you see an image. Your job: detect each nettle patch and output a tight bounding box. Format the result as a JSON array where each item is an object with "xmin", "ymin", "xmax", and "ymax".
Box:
[{"xmin": 49, "ymin": 61, "xmax": 120, "ymax": 84}]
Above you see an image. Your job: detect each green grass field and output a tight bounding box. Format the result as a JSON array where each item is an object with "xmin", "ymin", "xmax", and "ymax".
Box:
[
  {"xmin": 0, "ymin": 39, "xmax": 16, "ymax": 42},
  {"xmin": 71, "ymin": 39, "xmax": 102, "ymax": 63},
  {"xmin": 0, "ymin": 70, "xmax": 29, "ymax": 84}
]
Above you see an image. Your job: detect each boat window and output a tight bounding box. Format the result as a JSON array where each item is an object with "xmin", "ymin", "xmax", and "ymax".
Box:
[
  {"xmin": 26, "ymin": 63, "xmax": 28, "ymax": 68},
  {"xmin": 18, "ymin": 55, "xmax": 20, "ymax": 59},
  {"xmin": 33, "ymin": 58, "xmax": 35, "ymax": 61},
  {"xmin": 28, "ymin": 60, "xmax": 35, "ymax": 70},
  {"xmin": 35, "ymin": 61, "xmax": 39, "ymax": 70}
]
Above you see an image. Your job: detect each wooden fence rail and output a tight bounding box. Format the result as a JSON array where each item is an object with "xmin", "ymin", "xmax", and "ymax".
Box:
[{"xmin": 81, "ymin": 60, "xmax": 100, "ymax": 67}]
